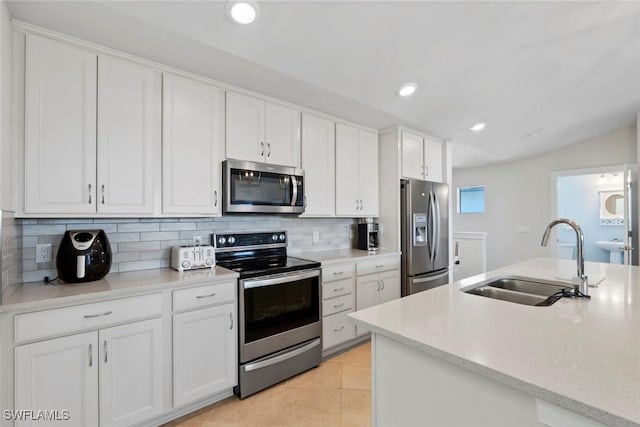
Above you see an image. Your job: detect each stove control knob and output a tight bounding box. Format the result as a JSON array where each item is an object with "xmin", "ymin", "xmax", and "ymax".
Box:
[
  {"xmin": 217, "ymin": 236, "xmax": 226, "ymax": 246},
  {"xmin": 228, "ymin": 236, "xmax": 236, "ymax": 245},
  {"xmin": 205, "ymin": 258, "xmax": 214, "ymax": 266},
  {"xmin": 272, "ymin": 234, "xmax": 278, "ymax": 242},
  {"xmin": 181, "ymin": 260, "xmax": 190, "ymax": 269},
  {"xmin": 279, "ymin": 233, "xmax": 286, "ymax": 241}
]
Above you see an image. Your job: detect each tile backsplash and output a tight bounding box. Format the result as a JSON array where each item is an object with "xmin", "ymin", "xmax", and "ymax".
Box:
[
  {"xmin": 21, "ymin": 216, "xmax": 357, "ymax": 283},
  {"xmin": 2, "ymin": 211, "xmax": 23, "ymax": 292}
]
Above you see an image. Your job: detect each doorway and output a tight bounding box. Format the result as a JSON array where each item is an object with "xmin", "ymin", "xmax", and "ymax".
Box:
[{"xmin": 551, "ymin": 165, "xmax": 638, "ymax": 265}]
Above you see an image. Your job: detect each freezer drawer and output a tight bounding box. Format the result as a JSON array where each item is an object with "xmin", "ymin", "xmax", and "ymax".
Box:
[{"xmin": 404, "ymin": 269, "xmax": 449, "ymax": 296}]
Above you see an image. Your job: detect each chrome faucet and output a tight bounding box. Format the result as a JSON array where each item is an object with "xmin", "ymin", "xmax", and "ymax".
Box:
[{"xmin": 541, "ymin": 218, "xmax": 589, "ymax": 297}]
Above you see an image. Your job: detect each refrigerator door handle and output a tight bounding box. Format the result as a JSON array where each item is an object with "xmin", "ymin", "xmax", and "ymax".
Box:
[
  {"xmin": 430, "ymin": 191, "xmax": 437, "ymax": 264},
  {"xmin": 434, "ymin": 190, "xmax": 441, "ymax": 263},
  {"xmin": 426, "ymin": 191, "xmax": 433, "ymax": 262},
  {"xmin": 412, "ymin": 270, "xmax": 450, "ymax": 284}
]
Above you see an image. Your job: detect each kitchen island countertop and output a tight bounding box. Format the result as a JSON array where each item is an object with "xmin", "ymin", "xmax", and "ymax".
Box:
[{"xmin": 350, "ymin": 257, "xmax": 640, "ymax": 426}]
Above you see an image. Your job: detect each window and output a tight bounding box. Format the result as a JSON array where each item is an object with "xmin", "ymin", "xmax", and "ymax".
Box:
[{"xmin": 458, "ymin": 186, "xmax": 485, "ymax": 213}]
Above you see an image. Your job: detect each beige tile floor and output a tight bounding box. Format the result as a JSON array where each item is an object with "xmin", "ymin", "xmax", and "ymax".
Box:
[{"xmin": 163, "ymin": 341, "xmax": 371, "ymax": 427}]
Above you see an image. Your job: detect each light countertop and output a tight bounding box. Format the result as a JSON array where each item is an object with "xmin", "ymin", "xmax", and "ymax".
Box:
[
  {"xmin": 349, "ymin": 258, "xmax": 640, "ymax": 426},
  {"xmin": 296, "ymin": 248, "xmax": 401, "ymax": 265},
  {"xmin": 1, "ymin": 266, "xmax": 238, "ymax": 313}
]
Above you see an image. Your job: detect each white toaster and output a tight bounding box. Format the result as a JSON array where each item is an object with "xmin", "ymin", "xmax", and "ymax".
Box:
[{"xmin": 171, "ymin": 245, "xmax": 215, "ymax": 271}]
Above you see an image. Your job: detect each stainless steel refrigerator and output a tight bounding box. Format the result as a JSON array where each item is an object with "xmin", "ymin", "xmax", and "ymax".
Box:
[{"xmin": 401, "ymin": 179, "xmax": 450, "ymax": 296}]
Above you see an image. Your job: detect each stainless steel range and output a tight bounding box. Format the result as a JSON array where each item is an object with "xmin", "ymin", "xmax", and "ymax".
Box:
[{"xmin": 214, "ymin": 231, "xmax": 322, "ymax": 398}]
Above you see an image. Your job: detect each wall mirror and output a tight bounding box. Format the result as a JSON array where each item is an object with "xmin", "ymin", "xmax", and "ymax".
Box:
[{"xmin": 599, "ymin": 190, "xmax": 624, "ymax": 225}]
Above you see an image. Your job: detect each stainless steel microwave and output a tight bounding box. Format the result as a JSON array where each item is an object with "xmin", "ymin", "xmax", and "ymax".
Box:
[{"xmin": 223, "ymin": 160, "xmax": 305, "ymax": 214}]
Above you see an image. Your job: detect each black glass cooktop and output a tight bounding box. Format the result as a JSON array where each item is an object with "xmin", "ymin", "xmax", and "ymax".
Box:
[{"xmin": 217, "ymin": 255, "xmax": 320, "ymax": 279}]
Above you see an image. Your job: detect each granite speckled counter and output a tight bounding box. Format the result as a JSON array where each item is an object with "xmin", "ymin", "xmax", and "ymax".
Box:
[
  {"xmin": 1, "ymin": 266, "xmax": 238, "ymax": 312},
  {"xmin": 349, "ymin": 257, "xmax": 640, "ymax": 426}
]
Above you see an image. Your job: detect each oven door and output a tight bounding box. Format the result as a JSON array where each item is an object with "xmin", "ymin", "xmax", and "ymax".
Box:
[
  {"xmin": 239, "ymin": 269, "xmax": 321, "ymax": 363},
  {"xmin": 223, "ymin": 160, "xmax": 305, "ymax": 214}
]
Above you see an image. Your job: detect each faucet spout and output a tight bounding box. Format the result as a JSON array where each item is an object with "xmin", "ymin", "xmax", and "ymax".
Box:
[{"xmin": 541, "ymin": 218, "xmax": 589, "ymax": 297}]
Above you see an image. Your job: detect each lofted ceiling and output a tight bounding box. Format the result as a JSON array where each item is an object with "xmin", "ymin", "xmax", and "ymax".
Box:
[{"xmin": 7, "ymin": 1, "xmax": 640, "ymax": 168}]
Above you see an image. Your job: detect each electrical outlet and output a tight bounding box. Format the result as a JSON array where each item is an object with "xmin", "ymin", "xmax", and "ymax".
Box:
[
  {"xmin": 312, "ymin": 231, "xmax": 320, "ymax": 243},
  {"xmin": 192, "ymin": 236, "xmax": 202, "ymax": 246},
  {"xmin": 36, "ymin": 243, "xmax": 52, "ymax": 263}
]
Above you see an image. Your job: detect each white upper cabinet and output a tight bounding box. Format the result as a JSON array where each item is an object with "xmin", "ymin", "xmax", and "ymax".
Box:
[
  {"xmin": 401, "ymin": 130, "xmax": 425, "ymax": 180},
  {"xmin": 24, "ymin": 35, "xmax": 162, "ymax": 216},
  {"xmin": 24, "ymin": 34, "xmax": 97, "ymax": 214},
  {"xmin": 97, "ymin": 55, "xmax": 161, "ymax": 214},
  {"xmin": 301, "ymin": 113, "xmax": 335, "ymax": 216},
  {"xmin": 401, "ymin": 129, "xmax": 444, "ymax": 183},
  {"xmin": 226, "ymin": 91, "xmax": 300, "ymax": 167},
  {"xmin": 162, "ymin": 73, "xmax": 225, "ymax": 215},
  {"xmin": 335, "ymin": 123, "xmax": 379, "ymax": 217},
  {"xmin": 424, "ymin": 136, "xmax": 444, "ymax": 183}
]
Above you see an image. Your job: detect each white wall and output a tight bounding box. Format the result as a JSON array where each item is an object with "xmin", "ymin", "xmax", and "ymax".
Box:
[
  {"xmin": 0, "ymin": 0, "xmax": 12, "ymax": 211},
  {"xmin": 452, "ymin": 124, "xmax": 636, "ymax": 270}
]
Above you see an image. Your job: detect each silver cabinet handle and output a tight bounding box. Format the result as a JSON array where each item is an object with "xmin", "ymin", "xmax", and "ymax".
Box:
[
  {"xmin": 101, "ymin": 184, "xmax": 105, "ymax": 204},
  {"xmin": 104, "ymin": 340, "xmax": 108, "ymax": 363},
  {"xmin": 89, "ymin": 343, "xmax": 93, "ymax": 367},
  {"xmin": 381, "ymin": 280, "xmax": 385, "ymax": 290},
  {"xmin": 333, "ymin": 326, "xmax": 345, "ymax": 332},
  {"xmin": 333, "ymin": 302, "xmax": 345, "ymax": 309},
  {"xmin": 375, "ymin": 264, "xmax": 384, "ymax": 268},
  {"xmin": 83, "ymin": 310, "xmax": 113, "ymax": 319},
  {"xmin": 333, "ymin": 286, "xmax": 345, "ymax": 292},
  {"xmin": 214, "ymin": 190, "xmax": 218, "ymax": 207},
  {"xmin": 376, "ymin": 280, "xmax": 381, "ymax": 291},
  {"xmin": 260, "ymin": 141, "xmax": 265, "ymax": 156},
  {"xmin": 88, "ymin": 184, "xmax": 92, "ymax": 204},
  {"xmin": 355, "ymin": 199, "xmax": 359, "ymax": 210},
  {"xmin": 359, "ymin": 199, "xmax": 363, "ymax": 210},
  {"xmin": 267, "ymin": 142, "xmax": 271, "ymax": 157},
  {"xmin": 229, "ymin": 312, "xmax": 233, "ymax": 330},
  {"xmin": 196, "ymin": 292, "xmax": 216, "ymax": 299},
  {"xmin": 332, "ymin": 271, "xmax": 344, "ymax": 276},
  {"xmin": 425, "ymin": 166, "xmax": 430, "ymax": 176}
]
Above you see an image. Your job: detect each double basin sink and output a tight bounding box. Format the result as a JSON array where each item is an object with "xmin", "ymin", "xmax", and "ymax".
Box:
[{"xmin": 462, "ymin": 276, "xmax": 571, "ymax": 307}]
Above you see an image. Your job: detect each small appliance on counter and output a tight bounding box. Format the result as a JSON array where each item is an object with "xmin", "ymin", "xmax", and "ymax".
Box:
[
  {"xmin": 56, "ymin": 230, "xmax": 112, "ymax": 283},
  {"xmin": 357, "ymin": 219, "xmax": 379, "ymax": 252},
  {"xmin": 171, "ymin": 245, "xmax": 215, "ymax": 271}
]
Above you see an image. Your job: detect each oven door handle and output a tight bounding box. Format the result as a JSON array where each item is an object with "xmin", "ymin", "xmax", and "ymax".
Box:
[
  {"xmin": 243, "ymin": 270, "xmax": 320, "ymax": 289},
  {"xmin": 244, "ymin": 338, "xmax": 321, "ymax": 372}
]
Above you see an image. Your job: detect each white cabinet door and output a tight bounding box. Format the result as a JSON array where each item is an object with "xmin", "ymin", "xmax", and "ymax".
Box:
[
  {"xmin": 355, "ymin": 275, "xmax": 380, "ymax": 336},
  {"xmin": 163, "ymin": 74, "xmax": 224, "ymax": 215},
  {"xmin": 424, "ymin": 137, "xmax": 444, "ymax": 183},
  {"xmin": 265, "ymin": 102, "xmax": 300, "ymax": 167},
  {"xmin": 402, "ymin": 130, "xmax": 425, "ymax": 180},
  {"xmin": 301, "ymin": 113, "xmax": 335, "ymax": 216},
  {"xmin": 358, "ymin": 129, "xmax": 379, "ymax": 217},
  {"xmin": 99, "ymin": 318, "xmax": 164, "ymax": 427},
  {"xmin": 24, "ymin": 34, "xmax": 97, "ymax": 214},
  {"xmin": 173, "ymin": 303, "xmax": 237, "ymax": 407},
  {"xmin": 225, "ymin": 91, "xmax": 265, "ymax": 163},
  {"xmin": 335, "ymin": 123, "xmax": 360, "ymax": 216},
  {"xmin": 15, "ymin": 332, "xmax": 99, "ymax": 427},
  {"xmin": 97, "ymin": 55, "xmax": 160, "ymax": 214},
  {"xmin": 378, "ymin": 270, "xmax": 401, "ymax": 304}
]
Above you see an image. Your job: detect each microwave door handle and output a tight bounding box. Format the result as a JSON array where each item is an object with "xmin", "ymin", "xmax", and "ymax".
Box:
[{"xmin": 290, "ymin": 176, "xmax": 298, "ymax": 206}]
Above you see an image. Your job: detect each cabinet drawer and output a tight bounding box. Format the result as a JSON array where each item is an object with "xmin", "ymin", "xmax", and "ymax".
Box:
[
  {"xmin": 15, "ymin": 293, "xmax": 162, "ymax": 343},
  {"xmin": 322, "ymin": 263, "xmax": 355, "ymax": 283},
  {"xmin": 357, "ymin": 255, "xmax": 400, "ymax": 276},
  {"xmin": 173, "ymin": 281, "xmax": 236, "ymax": 312},
  {"xmin": 322, "ymin": 293, "xmax": 353, "ymax": 317},
  {"xmin": 322, "ymin": 277, "xmax": 354, "ymax": 300},
  {"xmin": 322, "ymin": 310, "xmax": 356, "ymax": 350}
]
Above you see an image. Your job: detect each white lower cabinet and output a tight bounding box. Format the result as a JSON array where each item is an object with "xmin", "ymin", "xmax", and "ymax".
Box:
[
  {"xmin": 355, "ymin": 267, "xmax": 401, "ymax": 337},
  {"xmin": 14, "ymin": 318, "xmax": 164, "ymax": 427},
  {"xmin": 15, "ymin": 332, "xmax": 99, "ymax": 427},
  {"xmin": 322, "ymin": 309, "xmax": 355, "ymax": 350},
  {"xmin": 173, "ymin": 302, "xmax": 236, "ymax": 407}
]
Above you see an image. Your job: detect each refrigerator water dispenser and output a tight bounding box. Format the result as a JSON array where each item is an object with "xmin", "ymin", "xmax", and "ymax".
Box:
[{"xmin": 413, "ymin": 213, "xmax": 428, "ymax": 246}]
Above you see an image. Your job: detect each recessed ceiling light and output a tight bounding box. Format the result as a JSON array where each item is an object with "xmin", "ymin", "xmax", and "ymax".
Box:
[
  {"xmin": 226, "ymin": 0, "xmax": 259, "ymax": 25},
  {"xmin": 397, "ymin": 83, "xmax": 418, "ymax": 97},
  {"xmin": 469, "ymin": 122, "xmax": 487, "ymax": 132}
]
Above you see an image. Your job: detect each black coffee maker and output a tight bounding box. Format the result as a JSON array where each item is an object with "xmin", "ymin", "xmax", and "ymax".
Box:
[{"xmin": 56, "ymin": 230, "xmax": 112, "ymax": 283}]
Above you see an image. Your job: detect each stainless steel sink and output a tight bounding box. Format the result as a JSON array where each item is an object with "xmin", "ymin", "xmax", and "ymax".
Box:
[{"xmin": 462, "ymin": 276, "xmax": 571, "ymax": 306}]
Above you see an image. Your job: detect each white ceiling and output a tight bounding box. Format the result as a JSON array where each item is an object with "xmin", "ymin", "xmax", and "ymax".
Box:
[{"xmin": 8, "ymin": 1, "xmax": 640, "ymax": 168}]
